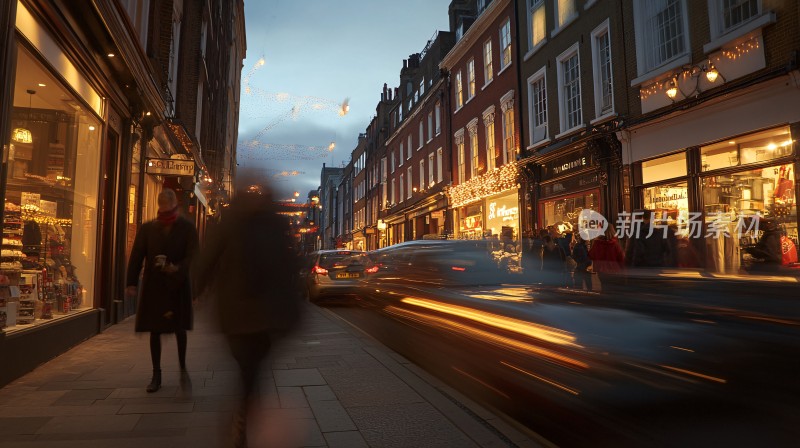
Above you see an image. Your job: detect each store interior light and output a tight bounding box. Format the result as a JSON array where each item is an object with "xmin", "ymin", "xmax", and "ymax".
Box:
[
  {"xmin": 767, "ymin": 143, "xmax": 777, "ymax": 151},
  {"xmin": 108, "ymin": 53, "xmax": 115, "ymax": 58},
  {"xmin": 37, "ymin": 83, "xmax": 46, "ymax": 87},
  {"xmin": 12, "ymin": 89, "xmax": 35, "ymax": 144},
  {"xmin": 88, "ymin": 125, "xmax": 96, "ymax": 131}
]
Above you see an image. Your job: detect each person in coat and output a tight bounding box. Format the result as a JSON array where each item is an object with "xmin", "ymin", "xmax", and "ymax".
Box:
[
  {"xmin": 193, "ymin": 178, "xmax": 303, "ymax": 448},
  {"xmin": 571, "ymin": 234, "xmax": 592, "ymax": 290},
  {"xmin": 126, "ymin": 189, "xmax": 199, "ymax": 393},
  {"xmin": 588, "ymin": 225, "xmax": 626, "ymax": 293}
]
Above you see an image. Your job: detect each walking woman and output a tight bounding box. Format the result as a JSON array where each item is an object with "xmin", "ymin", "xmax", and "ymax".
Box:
[
  {"xmin": 126, "ymin": 189, "xmax": 199, "ymax": 392},
  {"xmin": 588, "ymin": 225, "xmax": 625, "ymax": 293}
]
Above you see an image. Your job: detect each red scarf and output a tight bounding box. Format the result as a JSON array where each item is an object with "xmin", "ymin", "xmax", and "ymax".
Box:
[{"xmin": 157, "ymin": 206, "xmax": 179, "ymax": 226}]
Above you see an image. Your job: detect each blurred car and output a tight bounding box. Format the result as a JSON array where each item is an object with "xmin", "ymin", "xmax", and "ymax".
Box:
[
  {"xmin": 302, "ymin": 250, "xmax": 377, "ymax": 303},
  {"xmin": 368, "ymin": 239, "xmax": 509, "ymax": 286}
]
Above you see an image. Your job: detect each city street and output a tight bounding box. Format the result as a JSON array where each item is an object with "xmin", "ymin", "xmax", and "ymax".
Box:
[{"xmin": 0, "ymin": 303, "xmax": 539, "ymax": 448}]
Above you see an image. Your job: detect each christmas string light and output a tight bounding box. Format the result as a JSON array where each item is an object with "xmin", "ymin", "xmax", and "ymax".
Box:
[{"xmin": 447, "ymin": 163, "xmax": 519, "ymax": 208}]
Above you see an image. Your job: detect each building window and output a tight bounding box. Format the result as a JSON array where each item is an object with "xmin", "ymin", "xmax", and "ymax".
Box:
[
  {"xmin": 392, "ymin": 178, "xmax": 396, "ymax": 204},
  {"xmin": 502, "ymin": 103, "xmax": 515, "ymax": 164},
  {"xmin": 500, "ymin": 19, "xmax": 512, "ymax": 69},
  {"xmin": 467, "ymin": 59, "xmax": 476, "ymax": 99},
  {"xmin": 419, "ymin": 121, "xmax": 424, "ymax": 150},
  {"xmin": 721, "ymin": 0, "xmax": 760, "ymax": 33},
  {"xmin": 470, "ymin": 127, "xmax": 479, "ymax": 178},
  {"xmin": 557, "ymin": 44, "xmax": 582, "ymax": 133},
  {"xmin": 419, "ymin": 160, "xmax": 425, "ymax": 190},
  {"xmin": 527, "ymin": 67, "xmax": 548, "ymax": 145},
  {"xmin": 399, "ymin": 105, "xmax": 403, "ymax": 122},
  {"xmin": 437, "ymin": 148, "xmax": 443, "ymax": 182},
  {"xmin": 407, "ymin": 167, "xmax": 413, "ymax": 198},
  {"xmin": 528, "ymin": 0, "xmax": 546, "ymax": 50},
  {"xmin": 428, "ymin": 153, "xmax": 435, "ymax": 186},
  {"xmin": 399, "ymin": 143, "xmax": 404, "ymax": 166},
  {"xmin": 407, "ymin": 136, "xmax": 412, "ymax": 159},
  {"xmin": 484, "ymin": 40, "xmax": 493, "ymax": 84},
  {"xmin": 456, "ymin": 130, "xmax": 466, "ymax": 183},
  {"xmin": 484, "ymin": 109, "xmax": 496, "ymax": 171},
  {"xmin": 420, "ymin": 78, "xmax": 425, "ymax": 96},
  {"xmin": 391, "ymin": 150, "xmax": 396, "ymax": 173},
  {"xmin": 435, "ymin": 102, "xmax": 442, "ymax": 134},
  {"xmin": 634, "ymin": 0, "xmax": 689, "ymax": 75},
  {"xmin": 456, "ymin": 70, "xmax": 464, "ymax": 109},
  {"xmin": 428, "ymin": 112, "xmax": 433, "ymax": 142},
  {"xmin": 555, "ymin": 0, "xmax": 577, "ymax": 29},
  {"xmin": 591, "ymin": 20, "xmax": 614, "ymax": 118},
  {"xmin": 399, "ymin": 174, "xmax": 404, "ymax": 202}
]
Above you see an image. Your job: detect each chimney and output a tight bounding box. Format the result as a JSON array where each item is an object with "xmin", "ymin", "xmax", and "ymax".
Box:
[
  {"xmin": 403, "ymin": 59, "xmax": 408, "ymax": 69},
  {"xmin": 409, "ymin": 53, "xmax": 420, "ymax": 68}
]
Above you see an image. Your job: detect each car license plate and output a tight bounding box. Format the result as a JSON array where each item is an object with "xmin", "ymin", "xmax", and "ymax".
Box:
[{"xmin": 336, "ymin": 272, "xmax": 360, "ymax": 279}]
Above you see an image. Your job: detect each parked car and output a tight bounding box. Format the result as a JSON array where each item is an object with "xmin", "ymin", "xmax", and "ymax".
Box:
[{"xmin": 301, "ymin": 250, "xmax": 377, "ymax": 303}]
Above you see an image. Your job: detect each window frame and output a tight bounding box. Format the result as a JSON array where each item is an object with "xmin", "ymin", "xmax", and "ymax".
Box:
[
  {"xmin": 499, "ymin": 19, "xmax": 512, "ymax": 71},
  {"xmin": 527, "ymin": 66, "xmax": 548, "ymax": 148},
  {"xmin": 428, "ymin": 152, "xmax": 435, "ymax": 187},
  {"xmin": 467, "ymin": 58, "xmax": 476, "ymax": 100},
  {"xmin": 484, "ymin": 106, "xmax": 497, "ymax": 172},
  {"xmin": 435, "ymin": 102, "xmax": 442, "ymax": 135},
  {"xmin": 632, "ymin": 0, "xmax": 691, "ymax": 80},
  {"xmin": 437, "ymin": 148, "xmax": 443, "ymax": 183},
  {"xmin": 527, "ymin": 0, "xmax": 547, "ymax": 55},
  {"xmin": 590, "ymin": 19, "xmax": 615, "ymax": 122},
  {"xmin": 556, "ymin": 42, "xmax": 584, "ymax": 136},
  {"xmin": 456, "ymin": 70, "xmax": 464, "ymax": 109},
  {"xmin": 483, "ymin": 39, "xmax": 494, "ymax": 86},
  {"xmin": 552, "ymin": 0, "xmax": 578, "ymax": 37},
  {"xmin": 406, "ymin": 166, "xmax": 413, "ymax": 199}
]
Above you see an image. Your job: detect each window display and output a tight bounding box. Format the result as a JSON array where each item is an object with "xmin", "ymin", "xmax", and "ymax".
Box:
[
  {"xmin": 1, "ymin": 44, "xmax": 101, "ymax": 331},
  {"xmin": 643, "ymin": 182, "xmax": 690, "ymax": 227},
  {"xmin": 541, "ymin": 190, "xmax": 599, "ymax": 230},
  {"xmin": 701, "ymin": 126, "xmax": 793, "ymax": 172}
]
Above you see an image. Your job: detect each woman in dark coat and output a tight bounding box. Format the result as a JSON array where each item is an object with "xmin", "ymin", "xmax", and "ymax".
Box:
[{"xmin": 126, "ymin": 189, "xmax": 199, "ymax": 393}]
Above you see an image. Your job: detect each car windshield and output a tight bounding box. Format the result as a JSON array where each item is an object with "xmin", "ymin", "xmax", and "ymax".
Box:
[{"xmin": 318, "ymin": 252, "xmax": 368, "ymax": 269}]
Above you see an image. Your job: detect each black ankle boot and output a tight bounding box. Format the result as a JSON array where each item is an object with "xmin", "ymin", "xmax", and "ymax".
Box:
[{"xmin": 146, "ymin": 369, "xmax": 162, "ymax": 393}]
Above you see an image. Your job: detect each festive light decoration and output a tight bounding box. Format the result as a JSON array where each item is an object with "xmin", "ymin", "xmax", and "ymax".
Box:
[
  {"xmin": 238, "ymin": 140, "xmax": 337, "ymax": 161},
  {"xmin": 639, "ymin": 36, "xmax": 760, "ymax": 100},
  {"xmin": 447, "ymin": 163, "xmax": 518, "ymax": 208}
]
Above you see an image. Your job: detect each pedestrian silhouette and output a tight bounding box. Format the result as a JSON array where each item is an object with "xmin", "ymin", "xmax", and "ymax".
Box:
[
  {"xmin": 126, "ymin": 188, "xmax": 199, "ymax": 393},
  {"xmin": 193, "ymin": 176, "xmax": 303, "ymax": 448}
]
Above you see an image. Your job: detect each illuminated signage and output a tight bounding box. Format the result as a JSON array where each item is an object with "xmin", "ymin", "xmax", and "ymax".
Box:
[{"xmin": 145, "ymin": 158, "xmax": 196, "ymax": 176}]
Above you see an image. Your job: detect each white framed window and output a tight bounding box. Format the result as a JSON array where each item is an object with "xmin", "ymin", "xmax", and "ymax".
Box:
[
  {"xmin": 419, "ymin": 160, "xmax": 425, "ymax": 190},
  {"xmin": 391, "ymin": 177, "xmax": 396, "ymax": 204},
  {"xmin": 456, "ymin": 70, "xmax": 464, "ymax": 109},
  {"xmin": 712, "ymin": 0, "xmax": 761, "ymax": 37},
  {"xmin": 420, "ymin": 78, "xmax": 425, "ymax": 96},
  {"xmin": 399, "ymin": 174, "xmax": 404, "ymax": 202},
  {"xmin": 467, "ymin": 59, "xmax": 476, "ymax": 99},
  {"xmin": 406, "ymin": 167, "xmax": 413, "ymax": 198},
  {"xmin": 527, "ymin": 67, "xmax": 548, "ymax": 145},
  {"xmin": 399, "ymin": 105, "xmax": 403, "ymax": 121},
  {"xmin": 484, "ymin": 107, "xmax": 496, "ymax": 171},
  {"xmin": 469, "ymin": 126, "xmax": 479, "ymax": 178},
  {"xmin": 428, "ymin": 153, "xmax": 435, "ymax": 186},
  {"xmin": 455, "ymin": 129, "xmax": 466, "ymax": 183},
  {"xmin": 500, "ymin": 19, "xmax": 512, "ymax": 69},
  {"xmin": 484, "ymin": 40, "xmax": 493, "ymax": 85},
  {"xmin": 391, "ymin": 150, "xmax": 396, "ymax": 173},
  {"xmin": 633, "ymin": 0, "xmax": 690, "ymax": 76},
  {"xmin": 436, "ymin": 148, "xmax": 443, "ymax": 183},
  {"xmin": 554, "ymin": 0, "xmax": 577, "ymax": 31},
  {"xmin": 409, "ymin": 98, "xmax": 414, "ymax": 110},
  {"xmin": 557, "ymin": 43, "xmax": 583, "ymax": 133},
  {"xmin": 407, "ymin": 136, "xmax": 412, "ymax": 158},
  {"xmin": 419, "ymin": 121, "xmax": 424, "ymax": 149},
  {"xmin": 528, "ymin": 0, "xmax": 546, "ymax": 50},
  {"xmin": 435, "ymin": 102, "xmax": 442, "ymax": 134},
  {"xmin": 381, "ymin": 157, "xmax": 387, "ymax": 181},
  {"xmin": 501, "ymin": 100, "xmax": 515, "ymax": 164},
  {"xmin": 427, "ymin": 112, "xmax": 433, "ymax": 142},
  {"xmin": 399, "ymin": 143, "xmax": 404, "ymax": 166},
  {"xmin": 591, "ymin": 20, "xmax": 614, "ymax": 119}
]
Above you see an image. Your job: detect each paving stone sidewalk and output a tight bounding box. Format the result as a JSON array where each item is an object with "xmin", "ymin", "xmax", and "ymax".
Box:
[{"xmin": 0, "ymin": 303, "xmax": 542, "ymax": 448}]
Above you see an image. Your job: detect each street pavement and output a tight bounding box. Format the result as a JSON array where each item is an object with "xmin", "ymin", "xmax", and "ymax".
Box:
[{"xmin": 0, "ymin": 302, "xmax": 543, "ymax": 448}]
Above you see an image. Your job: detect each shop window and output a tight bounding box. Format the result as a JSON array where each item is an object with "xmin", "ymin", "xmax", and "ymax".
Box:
[
  {"xmin": 641, "ymin": 152, "xmax": 687, "ymax": 184},
  {"xmin": 701, "ymin": 126, "xmax": 793, "ymax": 172},
  {"xmin": 541, "ymin": 191, "xmax": 598, "ymax": 230},
  {"xmin": 702, "ymin": 163, "xmax": 796, "ymax": 272},
  {"xmin": 643, "ymin": 182, "xmax": 690, "ymax": 228},
  {"xmin": 2, "ymin": 44, "xmax": 102, "ymax": 331}
]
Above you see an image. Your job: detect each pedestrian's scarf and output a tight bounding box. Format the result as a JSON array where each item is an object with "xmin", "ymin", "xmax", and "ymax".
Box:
[{"xmin": 157, "ymin": 206, "xmax": 179, "ymax": 226}]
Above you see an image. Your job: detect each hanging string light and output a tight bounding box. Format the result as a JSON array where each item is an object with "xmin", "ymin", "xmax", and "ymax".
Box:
[{"xmin": 447, "ymin": 163, "xmax": 519, "ymax": 208}]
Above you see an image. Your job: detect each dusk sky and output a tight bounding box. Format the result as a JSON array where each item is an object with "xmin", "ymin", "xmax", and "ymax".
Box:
[{"xmin": 238, "ymin": 0, "xmax": 452, "ymax": 199}]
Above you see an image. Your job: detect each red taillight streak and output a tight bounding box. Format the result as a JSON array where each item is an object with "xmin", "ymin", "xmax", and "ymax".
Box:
[
  {"xmin": 451, "ymin": 266, "xmax": 466, "ymax": 271},
  {"xmin": 313, "ymin": 266, "xmax": 329, "ymax": 275},
  {"xmin": 365, "ymin": 266, "xmax": 379, "ymax": 274}
]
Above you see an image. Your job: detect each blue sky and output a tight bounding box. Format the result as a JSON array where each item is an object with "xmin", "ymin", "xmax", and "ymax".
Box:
[{"xmin": 238, "ymin": 0, "xmax": 452, "ymax": 199}]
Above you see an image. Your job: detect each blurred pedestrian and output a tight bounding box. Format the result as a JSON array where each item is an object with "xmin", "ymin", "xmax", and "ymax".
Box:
[
  {"xmin": 541, "ymin": 235, "xmax": 566, "ymax": 287},
  {"xmin": 194, "ymin": 178, "xmax": 303, "ymax": 448},
  {"xmin": 571, "ymin": 234, "xmax": 592, "ymax": 290},
  {"xmin": 589, "ymin": 225, "xmax": 626, "ymax": 293},
  {"xmin": 626, "ymin": 211, "xmax": 671, "ymax": 268},
  {"xmin": 126, "ymin": 189, "xmax": 199, "ymax": 393}
]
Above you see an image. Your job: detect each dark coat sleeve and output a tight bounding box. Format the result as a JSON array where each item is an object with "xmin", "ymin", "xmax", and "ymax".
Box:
[{"xmin": 126, "ymin": 223, "xmax": 148, "ymax": 287}]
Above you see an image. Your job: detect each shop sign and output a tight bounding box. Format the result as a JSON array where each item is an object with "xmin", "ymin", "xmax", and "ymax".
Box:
[
  {"xmin": 487, "ymin": 201, "xmax": 518, "ymax": 222},
  {"xmin": 541, "ymin": 172, "xmax": 600, "ymax": 198},
  {"xmin": 431, "ymin": 210, "xmax": 444, "ymax": 220},
  {"xmin": 540, "ymin": 147, "xmax": 596, "ymax": 181},
  {"xmin": 146, "ymin": 158, "xmax": 196, "ymax": 176}
]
